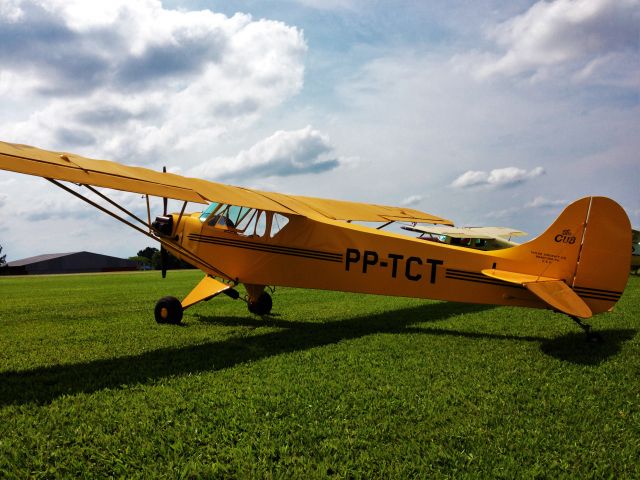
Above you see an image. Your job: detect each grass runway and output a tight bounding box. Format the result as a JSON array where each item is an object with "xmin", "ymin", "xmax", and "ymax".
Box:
[{"xmin": 0, "ymin": 271, "xmax": 638, "ymax": 478}]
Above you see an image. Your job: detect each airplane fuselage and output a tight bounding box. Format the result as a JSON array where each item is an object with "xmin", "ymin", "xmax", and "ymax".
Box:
[{"xmin": 164, "ymin": 203, "xmax": 624, "ymax": 316}]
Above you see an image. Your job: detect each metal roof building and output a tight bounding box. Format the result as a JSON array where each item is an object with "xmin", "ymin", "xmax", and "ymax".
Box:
[{"xmin": 4, "ymin": 251, "xmax": 137, "ymax": 275}]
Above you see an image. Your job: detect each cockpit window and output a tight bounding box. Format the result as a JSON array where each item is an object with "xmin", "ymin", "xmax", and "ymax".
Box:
[
  {"xmin": 270, "ymin": 213, "xmax": 290, "ymax": 238},
  {"xmin": 201, "ymin": 203, "xmax": 291, "ymax": 239},
  {"xmin": 236, "ymin": 209, "xmax": 267, "ymax": 237},
  {"xmin": 226, "ymin": 205, "xmax": 250, "ymax": 225},
  {"xmin": 199, "ymin": 202, "xmax": 220, "ymax": 222}
]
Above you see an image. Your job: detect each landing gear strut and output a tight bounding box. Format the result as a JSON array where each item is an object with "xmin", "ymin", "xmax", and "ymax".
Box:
[{"xmin": 570, "ymin": 316, "xmax": 603, "ymax": 343}]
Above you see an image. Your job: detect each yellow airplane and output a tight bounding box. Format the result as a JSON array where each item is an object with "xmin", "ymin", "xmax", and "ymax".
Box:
[{"xmin": 0, "ymin": 141, "xmax": 632, "ymax": 341}]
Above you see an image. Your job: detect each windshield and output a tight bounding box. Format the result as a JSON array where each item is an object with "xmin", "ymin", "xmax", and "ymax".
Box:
[{"xmin": 199, "ymin": 202, "xmax": 220, "ymax": 222}]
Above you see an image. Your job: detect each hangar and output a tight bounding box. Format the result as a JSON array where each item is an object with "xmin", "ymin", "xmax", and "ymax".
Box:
[{"xmin": 4, "ymin": 251, "xmax": 137, "ymax": 275}]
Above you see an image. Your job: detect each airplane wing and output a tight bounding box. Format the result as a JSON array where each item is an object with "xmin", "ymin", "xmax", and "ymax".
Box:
[
  {"xmin": 404, "ymin": 225, "xmax": 527, "ymax": 239},
  {"xmin": 468, "ymin": 227, "xmax": 528, "ymax": 239},
  {"xmin": 0, "ymin": 140, "xmax": 452, "ymax": 225},
  {"xmin": 263, "ymin": 192, "xmax": 453, "ymax": 224},
  {"xmin": 0, "ymin": 141, "xmax": 296, "ymax": 213}
]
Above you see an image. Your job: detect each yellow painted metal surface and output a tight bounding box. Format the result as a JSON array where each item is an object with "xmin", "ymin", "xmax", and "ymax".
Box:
[
  {"xmin": 481, "ymin": 269, "xmax": 557, "ymax": 284},
  {"xmin": 0, "ymin": 141, "xmax": 451, "ymax": 224},
  {"xmin": 175, "ymin": 195, "xmax": 629, "ymax": 315},
  {"xmin": 482, "ymin": 269, "xmax": 592, "ymax": 318},
  {"xmin": 181, "ymin": 275, "xmax": 230, "ymax": 309},
  {"xmin": 525, "ymin": 281, "xmax": 592, "ymax": 318},
  {"xmin": 282, "ymin": 194, "xmax": 453, "ymax": 224}
]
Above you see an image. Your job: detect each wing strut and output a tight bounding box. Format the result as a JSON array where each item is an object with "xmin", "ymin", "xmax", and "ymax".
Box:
[
  {"xmin": 46, "ymin": 178, "xmax": 234, "ymax": 281},
  {"xmin": 84, "ymin": 183, "xmax": 148, "ymax": 227}
]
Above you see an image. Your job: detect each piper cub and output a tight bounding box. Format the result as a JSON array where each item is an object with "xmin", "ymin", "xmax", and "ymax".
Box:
[{"xmin": 0, "ymin": 141, "xmax": 631, "ymax": 341}]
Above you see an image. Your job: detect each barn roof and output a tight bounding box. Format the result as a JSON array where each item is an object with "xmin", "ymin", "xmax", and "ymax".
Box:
[{"xmin": 7, "ymin": 252, "xmax": 77, "ymax": 267}]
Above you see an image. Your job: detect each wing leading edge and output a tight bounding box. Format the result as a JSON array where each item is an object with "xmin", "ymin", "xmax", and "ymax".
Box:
[{"xmin": 0, "ymin": 141, "xmax": 452, "ymax": 225}]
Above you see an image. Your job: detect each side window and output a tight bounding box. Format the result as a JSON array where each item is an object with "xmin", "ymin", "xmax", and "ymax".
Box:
[
  {"xmin": 207, "ymin": 205, "xmax": 254, "ymax": 230},
  {"xmin": 236, "ymin": 209, "xmax": 267, "ymax": 237},
  {"xmin": 254, "ymin": 211, "xmax": 267, "ymax": 237},
  {"xmin": 227, "ymin": 205, "xmax": 249, "ymax": 225},
  {"xmin": 236, "ymin": 209, "xmax": 257, "ymax": 233},
  {"xmin": 270, "ymin": 213, "xmax": 290, "ymax": 238},
  {"xmin": 203, "ymin": 207, "xmax": 290, "ymax": 239},
  {"xmin": 208, "ymin": 204, "xmax": 235, "ymax": 229}
]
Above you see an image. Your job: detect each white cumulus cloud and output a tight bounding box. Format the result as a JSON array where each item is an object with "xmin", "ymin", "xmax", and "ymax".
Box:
[
  {"xmin": 401, "ymin": 195, "xmax": 423, "ymax": 207},
  {"xmin": 525, "ymin": 196, "xmax": 567, "ymax": 208},
  {"xmin": 0, "ymin": 0, "xmax": 306, "ymax": 163},
  {"xmin": 189, "ymin": 126, "xmax": 341, "ymax": 180},
  {"xmin": 451, "ymin": 166, "xmax": 545, "ymax": 189},
  {"xmin": 470, "ymin": 0, "xmax": 639, "ymax": 86}
]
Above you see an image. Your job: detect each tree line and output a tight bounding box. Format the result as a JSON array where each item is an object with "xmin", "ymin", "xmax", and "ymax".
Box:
[{"xmin": 129, "ymin": 247, "xmax": 194, "ymax": 270}]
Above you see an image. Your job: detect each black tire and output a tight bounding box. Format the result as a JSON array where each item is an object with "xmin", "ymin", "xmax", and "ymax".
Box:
[
  {"xmin": 155, "ymin": 296, "xmax": 183, "ymax": 324},
  {"xmin": 248, "ymin": 292, "xmax": 272, "ymax": 316}
]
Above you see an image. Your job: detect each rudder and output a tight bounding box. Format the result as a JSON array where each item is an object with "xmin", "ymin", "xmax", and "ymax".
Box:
[{"xmin": 572, "ymin": 197, "xmax": 631, "ymax": 313}]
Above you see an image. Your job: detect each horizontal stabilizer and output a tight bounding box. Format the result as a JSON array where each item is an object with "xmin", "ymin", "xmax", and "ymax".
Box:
[
  {"xmin": 181, "ymin": 275, "xmax": 231, "ymax": 310},
  {"xmin": 481, "ymin": 269, "xmax": 592, "ymax": 318},
  {"xmin": 525, "ymin": 281, "xmax": 592, "ymax": 318},
  {"xmin": 481, "ymin": 269, "xmax": 556, "ymax": 284}
]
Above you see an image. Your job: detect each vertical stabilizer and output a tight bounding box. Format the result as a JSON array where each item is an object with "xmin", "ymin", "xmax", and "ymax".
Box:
[
  {"xmin": 502, "ymin": 197, "xmax": 631, "ymax": 315},
  {"xmin": 571, "ymin": 197, "xmax": 631, "ymax": 311}
]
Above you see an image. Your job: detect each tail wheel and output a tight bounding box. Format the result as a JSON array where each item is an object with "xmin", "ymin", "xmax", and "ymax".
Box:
[
  {"xmin": 154, "ymin": 296, "xmax": 183, "ymax": 324},
  {"xmin": 248, "ymin": 292, "xmax": 272, "ymax": 316}
]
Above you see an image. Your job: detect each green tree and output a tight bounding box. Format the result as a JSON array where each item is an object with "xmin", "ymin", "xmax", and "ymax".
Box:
[
  {"xmin": 151, "ymin": 249, "xmax": 194, "ymax": 270},
  {"xmin": 0, "ymin": 244, "xmax": 6, "ymax": 268},
  {"xmin": 137, "ymin": 247, "xmax": 159, "ymax": 262},
  {"xmin": 136, "ymin": 246, "xmax": 194, "ymax": 271},
  {"xmin": 128, "ymin": 255, "xmax": 151, "ymax": 270}
]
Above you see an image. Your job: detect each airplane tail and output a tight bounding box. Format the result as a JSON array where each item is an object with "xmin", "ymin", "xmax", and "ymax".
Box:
[{"xmin": 485, "ymin": 197, "xmax": 631, "ymax": 317}]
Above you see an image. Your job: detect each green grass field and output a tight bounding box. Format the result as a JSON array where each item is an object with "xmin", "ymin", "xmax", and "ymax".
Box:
[{"xmin": 0, "ymin": 271, "xmax": 638, "ymax": 479}]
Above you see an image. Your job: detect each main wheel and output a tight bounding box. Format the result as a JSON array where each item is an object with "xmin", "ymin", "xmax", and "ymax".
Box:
[
  {"xmin": 154, "ymin": 296, "xmax": 183, "ymax": 324},
  {"xmin": 248, "ymin": 292, "xmax": 272, "ymax": 316}
]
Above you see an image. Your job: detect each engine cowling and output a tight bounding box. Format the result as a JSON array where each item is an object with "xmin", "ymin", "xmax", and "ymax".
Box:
[{"xmin": 152, "ymin": 215, "xmax": 173, "ymax": 236}]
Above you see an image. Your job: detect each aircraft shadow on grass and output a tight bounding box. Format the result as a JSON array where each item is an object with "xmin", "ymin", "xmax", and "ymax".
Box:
[{"xmin": 0, "ymin": 302, "xmax": 636, "ymax": 406}]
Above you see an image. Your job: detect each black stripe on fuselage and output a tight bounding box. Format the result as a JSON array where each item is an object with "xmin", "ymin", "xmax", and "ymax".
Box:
[
  {"xmin": 187, "ymin": 233, "xmax": 343, "ymax": 263},
  {"xmin": 573, "ymin": 286, "xmax": 621, "ymax": 302},
  {"xmin": 445, "ymin": 270, "xmax": 622, "ymax": 302},
  {"xmin": 445, "ymin": 268, "xmax": 526, "ymax": 289}
]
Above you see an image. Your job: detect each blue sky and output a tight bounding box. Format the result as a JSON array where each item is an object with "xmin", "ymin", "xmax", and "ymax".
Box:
[{"xmin": 0, "ymin": 0, "xmax": 638, "ymax": 260}]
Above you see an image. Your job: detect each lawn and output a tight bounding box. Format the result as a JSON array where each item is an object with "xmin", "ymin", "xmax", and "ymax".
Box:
[{"xmin": 0, "ymin": 271, "xmax": 638, "ymax": 478}]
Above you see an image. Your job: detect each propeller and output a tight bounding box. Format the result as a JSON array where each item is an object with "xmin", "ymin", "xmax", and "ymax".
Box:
[{"xmin": 161, "ymin": 166, "xmax": 168, "ymax": 279}]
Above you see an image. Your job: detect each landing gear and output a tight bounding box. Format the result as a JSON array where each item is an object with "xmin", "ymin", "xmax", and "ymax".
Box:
[
  {"xmin": 155, "ymin": 296, "xmax": 183, "ymax": 324},
  {"xmin": 570, "ymin": 316, "xmax": 603, "ymax": 343},
  {"xmin": 248, "ymin": 291, "xmax": 273, "ymax": 316}
]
